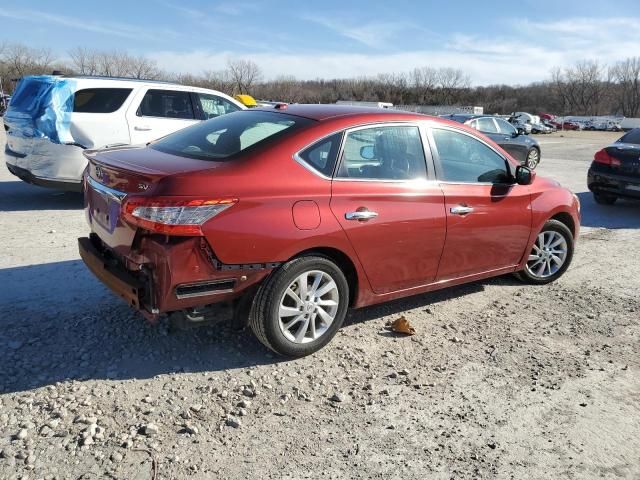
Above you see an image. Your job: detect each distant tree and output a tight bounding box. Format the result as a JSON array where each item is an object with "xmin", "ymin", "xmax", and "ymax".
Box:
[
  {"xmin": 68, "ymin": 47, "xmax": 98, "ymax": 75},
  {"xmin": 227, "ymin": 59, "xmax": 262, "ymax": 94},
  {"xmin": 609, "ymin": 57, "xmax": 640, "ymax": 117},
  {"xmin": 411, "ymin": 66, "xmax": 438, "ymax": 104},
  {"xmin": 435, "ymin": 68, "xmax": 471, "ymax": 105},
  {"xmin": 1, "ymin": 43, "xmax": 54, "ymax": 77},
  {"xmin": 551, "ymin": 61, "xmax": 611, "ymax": 115},
  {"xmin": 126, "ymin": 54, "xmax": 161, "ymax": 80}
]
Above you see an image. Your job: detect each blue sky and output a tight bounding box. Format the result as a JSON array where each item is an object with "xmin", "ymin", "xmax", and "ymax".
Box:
[{"xmin": 1, "ymin": 0, "xmax": 639, "ymax": 85}]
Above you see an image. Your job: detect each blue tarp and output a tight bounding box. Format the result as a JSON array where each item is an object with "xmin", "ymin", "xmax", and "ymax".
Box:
[{"xmin": 4, "ymin": 75, "xmax": 76, "ymax": 144}]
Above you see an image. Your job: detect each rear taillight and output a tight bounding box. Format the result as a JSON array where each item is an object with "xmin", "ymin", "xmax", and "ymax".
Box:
[
  {"xmin": 593, "ymin": 149, "xmax": 621, "ymax": 167},
  {"xmin": 122, "ymin": 197, "xmax": 237, "ymax": 236}
]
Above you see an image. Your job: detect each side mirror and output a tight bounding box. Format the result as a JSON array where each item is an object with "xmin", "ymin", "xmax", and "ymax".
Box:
[
  {"xmin": 511, "ymin": 130, "xmax": 519, "ymax": 138},
  {"xmin": 515, "ymin": 165, "xmax": 535, "ymax": 185},
  {"xmin": 360, "ymin": 145, "xmax": 375, "ymax": 160}
]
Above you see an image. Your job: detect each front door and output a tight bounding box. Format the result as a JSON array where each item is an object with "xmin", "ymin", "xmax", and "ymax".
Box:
[
  {"xmin": 330, "ymin": 124, "xmax": 446, "ymax": 294},
  {"xmin": 428, "ymin": 126, "xmax": 532, "ymax": 280},
  {"xmin": 126, "ymin": 88, "xmax": 200, "ymax": 144}
]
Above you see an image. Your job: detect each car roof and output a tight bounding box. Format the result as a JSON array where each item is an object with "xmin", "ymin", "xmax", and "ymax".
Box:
[
  {"xmin": 57, "ymin": 75, "xmax": 230, "ymax": 95},
  {"xmin": 443, "ymin": 114, "xmax": 505, "ymax": 122},
  {"xmin": 251, "ymin": 104, "xmax": 431, "ymax": 121},
  {"xmin": 44, "ymin": 75, "xmax": 244, "ymax": 107},
  {"xmin": 62, "ymin": 75, "xmax": 177, "ymax": 85}
]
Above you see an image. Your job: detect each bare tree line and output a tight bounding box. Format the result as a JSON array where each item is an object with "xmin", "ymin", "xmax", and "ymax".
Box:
[{"xmin": 2, "ymin": 41, "xmax": 640, "ymax": 117}]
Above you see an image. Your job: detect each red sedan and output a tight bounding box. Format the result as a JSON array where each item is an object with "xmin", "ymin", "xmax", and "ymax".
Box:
[{"xmin": 79, "ymin": 105, "xmax": 580, "ymax": 357}]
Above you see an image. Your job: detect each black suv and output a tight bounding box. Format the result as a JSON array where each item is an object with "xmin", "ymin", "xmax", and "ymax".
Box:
[{"xmin": 441, "ymin": 114, "xmax": 542, "ymax": 168}]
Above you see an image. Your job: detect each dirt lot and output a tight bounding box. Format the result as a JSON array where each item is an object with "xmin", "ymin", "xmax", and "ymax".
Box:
[{"xmin": 0, "ymin": 130, "xmax": 639, "ymax": 479}]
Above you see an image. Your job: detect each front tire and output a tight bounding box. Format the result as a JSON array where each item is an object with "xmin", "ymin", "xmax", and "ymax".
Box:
[
  {"xmin": 516, "ymin": 219, "xmax": 574, "ymax": 285},
  {"xmin": 249, "ymin": 256, "xmax": 349, "ymax": 357},
  {"xmin": 593, "ymin": 193, "xmax": 617, "ymax": 205},
  {"xmin": 525, "ymin": 148, "xmax": 540, "ymax": 169}
]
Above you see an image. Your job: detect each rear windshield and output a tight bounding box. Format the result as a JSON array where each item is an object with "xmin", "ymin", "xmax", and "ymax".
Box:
[
  {"xmin": 150, "ymin": 110, "xmax": 312, "ymax": 160},
  {"xmin": 74, "ymin": 88, "xmax": 132, "ymax": 113},
  {"xmin": 619, "ymin": 128, "xmax": 640, "ymax": 145}
]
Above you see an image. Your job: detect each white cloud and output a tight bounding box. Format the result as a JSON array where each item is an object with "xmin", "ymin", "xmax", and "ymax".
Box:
[
  {"xmin": 0, "ymin": 8, "xmax": 178, "ymax": 41},
  {"xmin": 147, "ymin": 15, "xmax": 640, "ymax": 86},
  {"xmin": 302, "ymin": 16, "xmax": 416, "ymax": 48},
  {"xmin": 147, "ymin": 49, "xmax": 543, "ymax": 85}
]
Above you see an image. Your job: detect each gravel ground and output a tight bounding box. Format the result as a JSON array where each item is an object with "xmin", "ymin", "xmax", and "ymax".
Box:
[{"xmin": 0, "ymin": 130, "xmax": 639, "ymax": 479}]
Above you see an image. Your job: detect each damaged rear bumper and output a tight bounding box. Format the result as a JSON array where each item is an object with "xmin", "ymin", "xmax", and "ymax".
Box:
[
  {"xmin": 78, "ymin": 234, "xmax": 273, "ymax": 324},
  {"xmin": 78, "ymin": 236, "xmax": 146, "ymax": 309}
]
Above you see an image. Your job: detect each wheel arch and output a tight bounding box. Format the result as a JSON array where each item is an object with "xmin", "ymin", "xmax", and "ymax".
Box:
[
  {"xmin": 550, "ymin": 211, "xmax": 576, "ymax": 237},
  {"xmin": 288, "ymin": 247, "xmax": 359, "ymax": 307}
]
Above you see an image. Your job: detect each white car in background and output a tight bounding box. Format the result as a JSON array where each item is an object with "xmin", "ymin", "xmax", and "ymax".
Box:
[{"xmin": 3, "ymin": 75, "xmax": 244, "ymax": 191}]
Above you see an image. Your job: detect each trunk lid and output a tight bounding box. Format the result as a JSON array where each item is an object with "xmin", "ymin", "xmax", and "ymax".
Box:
[
  {"xmin": 605, "ymin": 143, "xmax": 640, "ymax": 177},
  {"xmin": 84, "ymin": 146, "xmax": 225, "ymax": 254}
]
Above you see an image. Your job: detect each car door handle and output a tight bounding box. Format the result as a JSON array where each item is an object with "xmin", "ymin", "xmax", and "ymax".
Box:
[
  {"xmin": 134, "ymin": 125, "xmax": 152, "ymax": 131},
  {"xmin": 503, "ymin": 136, "xmax": 511, "ymax": 140},
  {"xmin": 345, "ymin": 210, "xmax": 378, "ymax": 221},
  {"xmin": 450, "ymin": 205, "xmax": 474, "ymax": 215}
]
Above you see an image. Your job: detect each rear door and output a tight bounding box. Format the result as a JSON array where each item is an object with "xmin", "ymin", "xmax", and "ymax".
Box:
[
  {"xmin": 494, "ymin": 118, "xmax": 528, "ymax": 163},
  {"xmin": 68, "ymin": 86, "xmax": 133, "ymax": 148},
  {"xmin": 427, "ymin": 126, "xmax": 532, "ymax": 280},
  {"xmin": 469, "ymin": 117, "xmax": 508, "ymax": 150},
  {"xmin": 126, "ymin": 88, "xmax": 200, "ymax": 144},
  {"xmin": 330, "ymin": 123, "xmax": 446, "ymax": 294}
]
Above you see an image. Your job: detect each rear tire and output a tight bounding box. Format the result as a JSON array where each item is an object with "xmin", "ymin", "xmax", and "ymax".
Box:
[
  {"xmin": 515, "ymin": 219, "xmax": 574, "ymax": 285},
  {"xmin": 593, "ymin": 193, "xmax": 617, "ymax": 205},
  {"xmin": 249, "ymin": 255, "xmax": 349, "ymax": 357},
  {"xmin": 525, "ymin": 148, "xmax": 540, "ymax": 169}
]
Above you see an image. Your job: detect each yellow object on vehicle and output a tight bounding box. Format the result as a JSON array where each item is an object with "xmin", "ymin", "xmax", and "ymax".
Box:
[{"xmin": 234, "ymin": 94, "xmax": 258, "ymax": 107}]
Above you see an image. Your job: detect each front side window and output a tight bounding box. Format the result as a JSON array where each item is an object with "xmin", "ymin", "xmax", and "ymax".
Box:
[
  {"xmin": 431, "ymin": 128, "xmax": 510, "ymax": 184},
  {"xmin": 495, "ymin": 118, "xmax": 517, "ymax": 136},
  {"xmin": 475, "ymin": 117, "xmax": 498, "ymax": 133},
  {"xmin": 150, "ymin": 111, "xmax": 312, "ymax": 161},
  {"xmin": 336, "ymin": 125, "xmax": 427, "ymax": 180},
  {"xmin": 298, "ymin": 132, "xmax": 342, "ymax": 177},
  {"xmin": 196, "ymin": 93, "xmax": 240, "ymax": 119},
  {"xmin": 138, "ymin": 89, "xmax": 194, "ymax": 119},
  {"xmin": 73, "ymin": 88, "xmax": 132, "ymax": 113}
]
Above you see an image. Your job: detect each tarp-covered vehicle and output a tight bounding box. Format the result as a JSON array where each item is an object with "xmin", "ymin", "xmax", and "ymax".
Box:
[{"xmin": 3, "ymin": 75, "xmax": 244, "ymax": 191}]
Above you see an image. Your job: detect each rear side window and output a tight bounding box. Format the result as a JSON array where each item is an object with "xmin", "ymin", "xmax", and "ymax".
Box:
[
  {"xmin": 150, "ymin": 111, "xmax": 312, "ymax": 160},
  {"xmin": 195, "ymin": 93, "xmax": 240, "ymax": 119},
  {"xmin": 475, "ymin": 118, "xmax": 498, "ymax": 133},
  {"xmin": 73, "ymin": 88, "xmax": 132, "ymax": 113},
  {"xmin": 138, "ymin": 89, "xmax": 195, "ymax": 119},
  {"xmin": 297, "ymin": 132, "xmax": 342, "ymax": 177},
  {"xmin": 619, "ymin": 128, "xmax": 640, "ymax": 144}
]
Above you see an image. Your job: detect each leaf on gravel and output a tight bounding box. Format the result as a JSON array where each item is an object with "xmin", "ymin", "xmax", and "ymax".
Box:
[{"xmin": 389, "ymin": 316, "xmax": 416, "ymax": 336}]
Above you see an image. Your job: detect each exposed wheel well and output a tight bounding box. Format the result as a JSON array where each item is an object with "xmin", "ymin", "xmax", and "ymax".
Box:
[
  {"xmin": 291, "ymin": 247, "xmax": 358, "ymax": 307},
  {"xmin": 550, "ymin": 212, "xmax": 576, "ymax": 237}
]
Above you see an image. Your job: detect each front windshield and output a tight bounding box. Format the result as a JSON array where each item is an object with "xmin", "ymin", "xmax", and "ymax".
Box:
[{"xmin": 150, "ymin": 110, "xmax": 313, "ymax": 161}]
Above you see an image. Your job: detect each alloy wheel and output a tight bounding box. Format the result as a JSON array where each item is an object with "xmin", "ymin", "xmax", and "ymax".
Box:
[
  {"xmin": 526, "ymin": 149, "xmax": 539, "ymax": 169},
  {"xmin": 525, "ymin": 231, "xmax": 568, "ymax": 279},
  {"xmin": 277, "ymin": 270, "xmax": 340, "ymax": 344}
]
